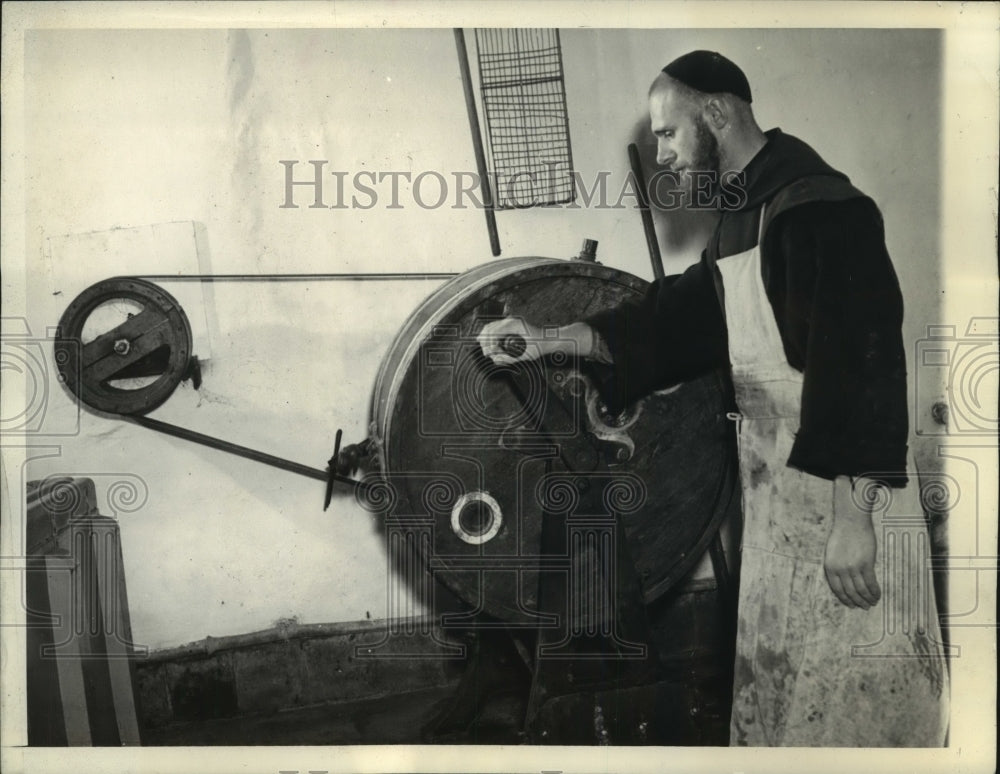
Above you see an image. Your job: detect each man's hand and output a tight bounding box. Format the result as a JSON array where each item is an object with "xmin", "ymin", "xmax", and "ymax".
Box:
[
  {"xmin": 478, "ymin": 319, "xmax": 603, "ymax": 365},
  {"xmin": 477, "ymin": 318, "xmax": 545, "ymax": 365},
  {"xmin": 824, "ymin": 475, "xmax": 882, "ymax": 609}
]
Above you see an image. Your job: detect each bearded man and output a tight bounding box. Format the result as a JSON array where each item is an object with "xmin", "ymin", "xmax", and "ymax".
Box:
[{"xmin": 479, "ymin": 50, "xmax": 949, "ymax": 747}]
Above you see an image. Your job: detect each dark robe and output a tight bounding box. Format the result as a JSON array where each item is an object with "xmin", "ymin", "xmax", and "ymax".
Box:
[{"xmin": 585, "ymin": 128, "xmax": 910, "ymax": 486}]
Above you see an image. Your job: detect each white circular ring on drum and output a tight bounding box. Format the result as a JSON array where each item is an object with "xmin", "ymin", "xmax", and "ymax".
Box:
[{"xmin": 450, "ymin": 491, "xmax": 503, "ymax": 545}]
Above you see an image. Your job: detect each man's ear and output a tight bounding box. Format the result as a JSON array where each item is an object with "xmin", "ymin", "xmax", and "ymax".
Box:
[{"xmin": 704, "ymin": 97, "xmax": 728, "ymax": 130}]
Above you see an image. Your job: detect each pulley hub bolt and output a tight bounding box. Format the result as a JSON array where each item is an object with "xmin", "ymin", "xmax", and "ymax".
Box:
[{"xmin": 113, "ymin": 339, "xmax": 131, "ymax": 355}]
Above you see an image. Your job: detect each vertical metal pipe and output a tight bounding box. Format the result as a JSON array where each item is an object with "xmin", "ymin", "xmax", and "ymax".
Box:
[
  {"xmin": 628, "ymin": 142, "xmax": 665, "ymax": 280},
  {"xmin": 454, "ymin": 29, "xmax": 502, "ymax": 257}
]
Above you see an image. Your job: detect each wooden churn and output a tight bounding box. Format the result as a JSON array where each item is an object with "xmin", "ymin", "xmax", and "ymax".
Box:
[{"xmin": 368, "ymin": 256, "xmax": 740, "ymax": 743}]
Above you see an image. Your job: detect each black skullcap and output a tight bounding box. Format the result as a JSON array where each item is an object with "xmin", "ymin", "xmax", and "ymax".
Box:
[{"xmin": 662, "ymin": 50, "xmax": 752, "ymax": 103}]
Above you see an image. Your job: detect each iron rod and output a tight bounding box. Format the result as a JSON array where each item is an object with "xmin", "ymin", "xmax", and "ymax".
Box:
[
  {"xmin": 455, "ymin": 28, "xmax": 502, "ymax": 257},
  {"xmin": 627, "ymin": 142, "xmax": 665, "ymax": 280},
  {"xmin": 129, "ymin": 414, "xmax": 368, "ymax": 491}
]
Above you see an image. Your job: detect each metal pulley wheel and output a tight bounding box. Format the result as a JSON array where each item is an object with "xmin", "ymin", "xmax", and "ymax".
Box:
[
  {"xmin": 55, "ymin": 277, "xmax": 194, "ymax": 415},
  {"xmin": 53, "ymin": 276, "xmax": 369, "ymax": 501}
]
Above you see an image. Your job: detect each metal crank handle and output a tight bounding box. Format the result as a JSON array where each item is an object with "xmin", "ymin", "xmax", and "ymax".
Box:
[
  {"xmin": 472, "ymin": 300, "xmax": 526, "ymax": 359},
  {"xmin": 500, "ymin": 333, "xmax": 527, "ymax": 359}
]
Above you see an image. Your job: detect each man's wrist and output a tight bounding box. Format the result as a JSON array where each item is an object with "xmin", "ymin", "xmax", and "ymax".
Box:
[
  {"xmin": 833, "ymin": 474, "xmax": 881, "ymax": 524},
  {"xmin": 550, "ymin": 322, "xmax": 595, "ymax": 358}
]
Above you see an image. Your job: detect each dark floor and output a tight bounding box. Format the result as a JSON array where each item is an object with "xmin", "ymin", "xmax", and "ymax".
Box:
[{"xmin": 141, "ymin": 685, "xmax": 463, "ymax": 745}]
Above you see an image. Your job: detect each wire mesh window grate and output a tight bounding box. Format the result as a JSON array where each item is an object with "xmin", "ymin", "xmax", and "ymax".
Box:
[{"xmin": 474, "ymin": 29, "xmax": 576, "ymax": 209}]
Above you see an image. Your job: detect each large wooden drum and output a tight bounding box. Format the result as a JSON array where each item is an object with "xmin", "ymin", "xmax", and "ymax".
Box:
[{"xmin": 368, "ymin": 257, "xmax": 737, "ymax": 623}]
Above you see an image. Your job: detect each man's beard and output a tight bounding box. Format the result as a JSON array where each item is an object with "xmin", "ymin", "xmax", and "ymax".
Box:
[
  {"xmin": 676, "ymin": 114, "xmax": 722, "ymax": 206},
  {"xmin": 690, "ymin": 114, "xmax": 721, "ymax": 176}
]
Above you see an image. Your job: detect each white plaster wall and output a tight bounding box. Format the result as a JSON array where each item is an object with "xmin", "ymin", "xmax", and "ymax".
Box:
[{"xmin": 22, "ymin": 28, "xmax": 941, "ymax": 649}]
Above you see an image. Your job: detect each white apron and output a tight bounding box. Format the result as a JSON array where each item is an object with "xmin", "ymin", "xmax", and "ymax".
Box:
[{"xmin": 718, "ymin": 210, "xmax": 950, "ymax": 747}]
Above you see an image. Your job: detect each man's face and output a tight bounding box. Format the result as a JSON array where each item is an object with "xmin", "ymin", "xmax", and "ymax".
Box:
[{"xmin": 649, "ymin": 86, "xmax": 720, "ymax": 179}]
